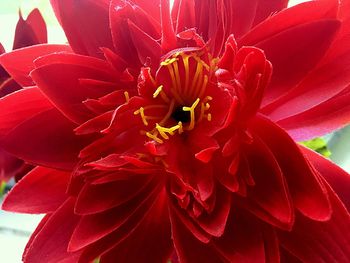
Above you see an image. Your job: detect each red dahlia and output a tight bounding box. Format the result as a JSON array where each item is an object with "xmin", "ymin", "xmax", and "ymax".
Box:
[
  {"xmin": 0, "ymin": 0, "xmax": 350, "ymax": 262},
  {"xmin": 0, "ymin": 8, "xmax": 47, "ymax": 182}
]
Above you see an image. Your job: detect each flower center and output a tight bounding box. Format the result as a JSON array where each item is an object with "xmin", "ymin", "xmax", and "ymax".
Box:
[{"xmin": 135, "ymin": 50, "xmax": 217, "ymax": 143}]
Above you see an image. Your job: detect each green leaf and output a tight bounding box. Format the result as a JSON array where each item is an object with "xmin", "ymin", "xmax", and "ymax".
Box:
[{"xmin": 301, "ymin": 137, "xmax": 331, "ymax": 158}]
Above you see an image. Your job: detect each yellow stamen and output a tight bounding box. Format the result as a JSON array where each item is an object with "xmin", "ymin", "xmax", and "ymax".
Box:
[
  {"xmin": 124, "ymin": 91, "xmax": 130, "ymax": 103},
  {"xmin": 153, "ymin": 85, "xmax": 163, "ymax": 98},
  {"xmin": 183, "ymin": 98, "xmax": 200, "ymax": 130},
  {"xmin": 134, "ymin": 107, "xmax": 148, "ymax": 126},
  {"xmin": 161, "ymin": 57, "xmax": 178, "ymax": 66},
  {"xmin": 207, "ymin": 113, "xmax": 212, "ymax": 121},
  {"xmin": 146, "ymin": 132, "xmax": 163, "ymax": 144}
]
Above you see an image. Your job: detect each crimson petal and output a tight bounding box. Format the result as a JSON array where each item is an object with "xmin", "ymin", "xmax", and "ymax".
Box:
[
  {"xmin": 1, "ymin": 109, "xmax": 91, "ymax": 170},
  {"xmin": 31, "ymin": 53, "xmax": 118, "ymax": 124},
  {"xmin": 302, "ymin": 146, "xmax": 350, "ymax": 211},
  {"xmin": 13, "ymin": 9, "xmax": 47, "ymax": 50},
  {"xmin": 213, "ymin": 208, "xmax": 268, "ymax": 263},
  {"xmin": 252, "ymin": 116, "xmax": 332, "ymax": 221},
  {"xmin": 24, "ymin": 198, "xmax": 81, "ymax": 263},
  {"xmin": 99, "ymin": 188, "xmax": 172, "ymax": 263},
  {"xmin": 256, "ymin": 19, "xmax": 340, "ymax": 105},
  {"xmin": 50, "ymin": 0, "xmax": 114, "ymax": 58},
  {"xmin": 240, "ymin": 131, "xmax": 294, "ymax": 230},
  {"xmin": 0, "ymin": 44, "xmax": 72, "ymax": 86},
  {"xmin": 278, "ymin": 182, "xmax": 350, "ymax": 262},
  {"xmin": 0, "ymin": 87, "xmax": 52, "ymax": 137},
  {"xmin": 2, "ymin": 166, "xmax": 70, "ymax": 213},
  {"xmin": 69, "ymin": 176, "xmax": 160, "ymax": 251},
  {"xmin": 170, "ymin": 208, "xmax": 224, "ymax": 263}
]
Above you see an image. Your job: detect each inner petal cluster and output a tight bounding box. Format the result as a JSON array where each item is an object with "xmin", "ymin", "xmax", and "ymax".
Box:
[{"xmin": 135, "ymin": 50, "xmax": 217, "ymax": 143}]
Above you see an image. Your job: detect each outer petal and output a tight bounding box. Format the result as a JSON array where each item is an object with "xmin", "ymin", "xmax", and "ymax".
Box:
[
  {"xmin": 2, "ymin": 166, "xmax": 70, "ymax": 214},
  {"xmin": 275, "ymin": 88, "xmax": 350, "ymax": 141},
  {"xmin": 31, "ymin": 53, "xmax": 119, "ymax": 124},
  {"xmin": 170, "ymin": 208, "xmax": 224, "ymax": 263},
  {"xmin": 1, "ymin": 108, "xmax": 91, "ymax": 170},
  {"xmin": 302, "ymin": 146, "xmax": 350, "ymax": 211},
  {"xmin": 0, "ymin": 44, "xmax": 72, "ymax": 86},
  {"xmin": 0, "ymin": 87, "xmax": 53, "ymax": 137},
  {"xmin": 13, "ymin": 9, "xmax": 47, "ymax": 50},
  {"xmin": 278, "ymin": 182, "xmax": 350, "ymax": 262},
  {"xmin": 24, "ymin": 198, "xmax": 81, "ymax": 263},
  {"xmin": 256, "ymin": 19, "xmax": 340, "ymax": 105},
  {"xmin": 240, "ymin": 133, "xmax": 294, "ymax": 230},
  {"xmin": 251, "ymin": 116, "xmax": 332, "ymax": 221},
  {"xmin": 50, "ymin": 0, "xmax": 114, "ymax": 58},
  {"xmin": 99, "ymin": 187, "xmax": 172, "ymax": 263},
  {"xmin": 69, "ymin": 176, "xmax": 159, "ymax": 251},
  {"xmin": 239, "ymin": 0, "xmax": 339, "ymax": 46}
]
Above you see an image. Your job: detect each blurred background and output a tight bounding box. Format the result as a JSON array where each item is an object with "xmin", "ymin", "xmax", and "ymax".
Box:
[{"xmin": 0, "ymin": 0, "xmax": 349, "ymax": 262}]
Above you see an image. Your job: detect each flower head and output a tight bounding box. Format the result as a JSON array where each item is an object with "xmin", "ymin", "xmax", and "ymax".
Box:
[{"xmin": 0, "ymin": 0, "xmax": 350, "ymax": 262}]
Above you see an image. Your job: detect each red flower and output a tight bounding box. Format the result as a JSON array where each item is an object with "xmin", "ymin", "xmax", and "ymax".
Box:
[
  {"xmin": 1, "ymin": 0, "xmax": 350, "ymax": 262},
  {"xmin": 0, "ymin": 9, "xmax": 47, "ymax": 182}
]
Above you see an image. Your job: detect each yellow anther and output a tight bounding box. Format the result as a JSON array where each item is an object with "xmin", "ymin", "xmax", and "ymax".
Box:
[
  {"xmin": 156, "ymin": 124, "xmax": 171, "ymax": 140},
  {"xmin": 146, "ymin": 132, "xmax": 163, "ymax": 144},
  {"xmin": 207, "ymin": 113, "xmax": 212, "ymax": 121},
  {"xmin": 178, "ymin": 122, "xmax": 183, "ymax": 134},
  {"xmin": 161, "ymin": 57, "xmax": 178, "ymax": 66},
  {"xmin": 205, "ymin": 103, "xmax": 210, "ymax": 110},
  {"xmin": 183, "ymin": 98, "xmax": 200, "ymax": 130},
  {"xmin": 134, "ymin": 107, "xmax": 148, "ymax": 126},
  {"xmin": 153, "ymin": 85, "xmax": 163, "ymax": 98},
  {"xmin": 124, "ymin": 91, "xmax": 130, "ymax": 103}
]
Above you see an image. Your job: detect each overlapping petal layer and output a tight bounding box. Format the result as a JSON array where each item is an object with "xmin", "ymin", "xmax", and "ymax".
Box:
[{"xmin": 0, "ymin": 0, "xmax": 350, "ymax": 262}]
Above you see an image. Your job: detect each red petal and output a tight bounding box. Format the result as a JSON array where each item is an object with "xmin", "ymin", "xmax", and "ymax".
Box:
[
  {"xmin": 196, "ymin": 185, "xmax": 231, "ymax": 237},
  {"xmin": 1, "ymin": 109, "xmax": 91, "ymax": 170},
  {"xmin": 13, "ymin": 9, "xmax": 47, "ymax": 50},
  {"xmin": 256, "ymin": 19, "xmax": 340, "ymax": 105},
  {"xmin": 50, "ymin": 0, "xmax": 114, "ymax": 58},
  {"xmin": 109, "ymin": 0, "xmax": 160, "ymax": 67},
  {"xmin": 278, "ymin": 182, "xmax": 350, "ymax": 262},
  {"xmin": 240, "ymin": 132, "xmax": 294, "ymax": 230},
  {"xmin": 170, "ymin": 208, "xmax": 223, "ymax": 263},
  {"xmin": 31, "ymin": 53, "xmax": 118, "ymax": 124},
  {"xmin": 160, "ymin": 0, "xmax": 177, "ymax": 51},
  {"xmin": 252, "ymin": 116, "xmax": 332, "ymax": 221},
  {"xmin": 172, "ymin": 0, "xmax": 195, "ymax": 33},
  {"xmin": 240, "ymin": 0, "xmax": 338, "ymax": 46},
  {"xmin": 69, "ymin": 176, "xmax": 161, "ymax": 251},
  {"xmin": 74, "ymin": 174, "xmax": 154, "ymax": 215},
  {"xmin": 0, "ymin": 87, "xmax": 53, "ymax": 137},
  {"xmin": 99, "ymin": 188, "xmax": 172, "ymax": 263},
  {"xmin": 127, "ymin": 20, "xmax": 161, "ymax": 67},
  {"xmin": 77, "ymin": 185, "xmax": 166, "ymax": 262},
  {"xmin": 24, "ymin": 198, "xmax": 81, "ymax": 263},
  {"xmin": 275, "ymin": 89, "xmax": 350, "ymax": 141},
  {"xmin": 302, "ymin": 146, "xmax": 350, "ymax": 211},
  {"xmin": 213, "ymin": 208, "xmax": 267, "ymax": 263},
  {"xmin": 2, "ymin": 166, "xmax": 70, "ymax": 213},
  {"xmin": 0, "ymin": 44, "xmax": 72, "ymax": 86},
  {"xmin": 253, "ymin": 0, "xmax": 289, "ymax": 26}
]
